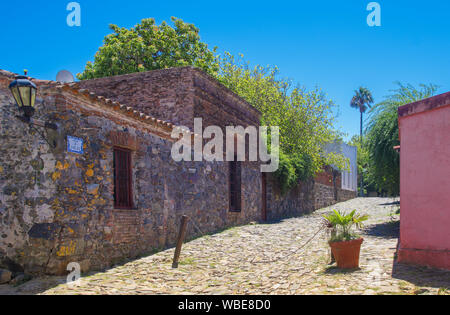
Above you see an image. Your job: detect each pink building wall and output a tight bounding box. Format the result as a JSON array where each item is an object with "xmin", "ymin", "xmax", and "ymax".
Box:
[{"xmin": 398, "ymin": 92, "xmax": 450, "ymax": 270}]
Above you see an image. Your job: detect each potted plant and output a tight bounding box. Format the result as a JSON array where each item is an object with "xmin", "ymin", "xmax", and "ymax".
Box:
[{"xmin": 323, "ymin": 210, "xmax": 369, "ymax": 269}]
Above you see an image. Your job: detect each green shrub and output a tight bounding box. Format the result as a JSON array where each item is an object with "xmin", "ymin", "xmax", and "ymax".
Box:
[
  {"xmin": 274, "ymin": 151, "xmax": 297, "ymax": 194},
  {"xmin": 291, "ymin": 153, "xmax": 314, "ymax": 182},
  {"xmin": 273, "ymin": 151, "xmax": 315, "ymax": 194}
]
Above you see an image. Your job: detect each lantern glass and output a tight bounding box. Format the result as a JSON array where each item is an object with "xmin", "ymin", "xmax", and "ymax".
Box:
[
  {"xmin": 10, "ymin": 86, "xmax": 21, "ymax": 107},
  {"xmin": 19, "ymin": 86, "xmax": 31, "ymax": 107},
  {"xmin": 31, "ymin": 88, "xmax": 36, "ymax": 107}
]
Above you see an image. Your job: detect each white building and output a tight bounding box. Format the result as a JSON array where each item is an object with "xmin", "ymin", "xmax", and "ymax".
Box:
[{"xmin": 324, "ymin": 142, "xmax": 358, "ymax": 192}]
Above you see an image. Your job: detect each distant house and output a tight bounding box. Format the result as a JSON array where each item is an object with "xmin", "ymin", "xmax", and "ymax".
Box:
[
  {"xmin": 324, "ymin": 141, "xmax": 358, "ymax": 193},
  {"xmin": 397, "ymin": 92, "xmax": 450, "ymax": 270}
]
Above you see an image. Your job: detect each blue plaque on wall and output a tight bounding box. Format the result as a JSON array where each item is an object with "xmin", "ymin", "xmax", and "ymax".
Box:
[{"xmin": 67, "ymin": 136, "xmax": 84, "ymax": 154}]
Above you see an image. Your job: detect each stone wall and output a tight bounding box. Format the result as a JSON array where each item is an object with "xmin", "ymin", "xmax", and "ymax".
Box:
[
  {"xmin": 0, "ymin": 79, "xmax": 261, "ymax": 275},
  {"xmin": 265, "ymin": 175, "xmax": 315, "ymax": 221},
  {"xmin": 265, "ymin": 169, "xmax": 356, "ymax": 221},
  {"xmin": 313, "ymin": 183, "xmax": 337, "ymax": 210},
  {"xmin": 337, "ymin": 187, "xmax": 358, "ymax": 202}
]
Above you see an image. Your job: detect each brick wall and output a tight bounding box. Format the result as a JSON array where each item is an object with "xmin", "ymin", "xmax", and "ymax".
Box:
[
  {"xmin": 192, "ymin": 70, "xmax": 261, "ymax": 129},
  {"xmin": 75, "ymin": 67, "xmax": 196, "ymax": 128}
]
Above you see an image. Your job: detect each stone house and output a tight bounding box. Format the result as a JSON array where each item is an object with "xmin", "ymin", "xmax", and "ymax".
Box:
[{"xmin": 0, "ymin": 67, "xmax": 355, "ymax": 275}]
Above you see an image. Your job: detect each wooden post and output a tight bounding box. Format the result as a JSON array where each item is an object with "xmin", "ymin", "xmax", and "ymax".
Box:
[{"xmin": 172, "ymin": 215, "xmax": 189, "ymax": 268}]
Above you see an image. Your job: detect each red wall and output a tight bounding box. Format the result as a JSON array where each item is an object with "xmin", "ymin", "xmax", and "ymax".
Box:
[{"xmin": 398, "ymin": 103, "xmax": 450, "ymax": 270}]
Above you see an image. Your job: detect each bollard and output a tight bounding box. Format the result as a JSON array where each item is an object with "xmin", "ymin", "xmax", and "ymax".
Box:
[{"xmin": 172, "ymin": 215, "xmax": 189, "ymax": 268}]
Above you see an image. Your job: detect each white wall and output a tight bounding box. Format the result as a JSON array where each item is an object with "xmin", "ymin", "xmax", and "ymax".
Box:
[
  {"xmin": 341, "ymin": 143, "xmax": 357, "ymax": 191},
  {"xmin": 324, "ymin": 142, "xmax": 358, "ymax": 192}
]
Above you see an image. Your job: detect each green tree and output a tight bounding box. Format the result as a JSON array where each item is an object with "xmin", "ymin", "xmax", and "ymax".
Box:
[
  {"xmin": 366, "ymin": 82, "xmax": 438, "ymax": 196},
  {"xmin": 348, "ymin": 135, "xmax": 377, "ymax": 195},
  {"xmin": 77, "ymin": 17, "xmax": 219, "ymax": 80},
  {"xmin": 350, "ymin": 87, "xmax": 374, "ymax": 196}
]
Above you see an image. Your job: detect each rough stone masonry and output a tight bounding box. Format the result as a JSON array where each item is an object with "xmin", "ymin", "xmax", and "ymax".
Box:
[{"xmin": 0, "ymin": 67, "xmax": 355, "ymax": 276}]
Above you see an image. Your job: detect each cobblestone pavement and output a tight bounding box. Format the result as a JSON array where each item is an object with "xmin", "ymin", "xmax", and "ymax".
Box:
[{"xmin": 2, "ymin": 198, "xmax": 450, "ymax": 295}]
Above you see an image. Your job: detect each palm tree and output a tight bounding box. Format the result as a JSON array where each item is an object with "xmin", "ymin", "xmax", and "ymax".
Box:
[{"xmin": 350, "ymin": 87, "xmax": 374, "ymax": 197}]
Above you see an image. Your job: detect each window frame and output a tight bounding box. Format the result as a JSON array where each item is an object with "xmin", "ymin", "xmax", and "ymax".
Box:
[
  {"xmin": 229, "ymin": 159, "xmax": 242, "ymax": 213},
  {"xmin": 113, "ymin": 146, "xmax": 134, "ymax": 210}
]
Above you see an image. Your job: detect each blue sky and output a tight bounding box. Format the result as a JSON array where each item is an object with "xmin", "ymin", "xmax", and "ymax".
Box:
[{"xmin": 1, "ymin": 0, "xmax": 449, "ymax": 139}]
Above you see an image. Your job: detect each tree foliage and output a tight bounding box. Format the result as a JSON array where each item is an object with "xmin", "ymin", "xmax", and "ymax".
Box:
[
  {"xmin": 77, "ymin": 17, "xmax": 219, "ymax": 80},
  {"xmin": 365, "ymin": 82, "xmax": 438, "ymax": 195},
  {"xmin": 350, "ymin": 87, "xmax": 374, "ymax": 114},
  {"xmin": 348, "ymin": 135, "xmax": 377, "ymax": 195}
]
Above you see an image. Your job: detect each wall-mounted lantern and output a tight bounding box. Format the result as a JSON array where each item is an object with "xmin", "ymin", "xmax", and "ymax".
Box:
[
  {"xmin": 8, "ymin": 71, "xmax": 58, "ymax": 147},
  {"xmin": 9, "ymin": 72, "xmax": 37, "ymax": 121}
]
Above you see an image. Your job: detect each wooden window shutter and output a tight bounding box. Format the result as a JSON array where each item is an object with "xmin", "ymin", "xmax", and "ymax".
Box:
[
  {"xmin": 229, "ymin": 160, "xmax": 242, "ymax": 212},
  {"xmin": 114, "ymin": 147, "xmax": 133, "ymax": 209}
]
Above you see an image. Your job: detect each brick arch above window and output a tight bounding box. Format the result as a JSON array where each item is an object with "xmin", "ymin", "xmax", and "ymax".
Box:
[{"xmin": 108, "ymin": 131, "xmax": 137, "ymax": 150}]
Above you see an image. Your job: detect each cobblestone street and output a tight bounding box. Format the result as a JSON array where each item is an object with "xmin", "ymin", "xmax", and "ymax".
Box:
[{"xmin": 2, "ymin": 198, "xmax": 449, "ymax": 295}]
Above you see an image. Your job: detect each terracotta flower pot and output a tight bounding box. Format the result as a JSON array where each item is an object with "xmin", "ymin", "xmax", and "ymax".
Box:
[{"xmin": 329, "ymin": 238, "xmax": 364, "ymax": 269}]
